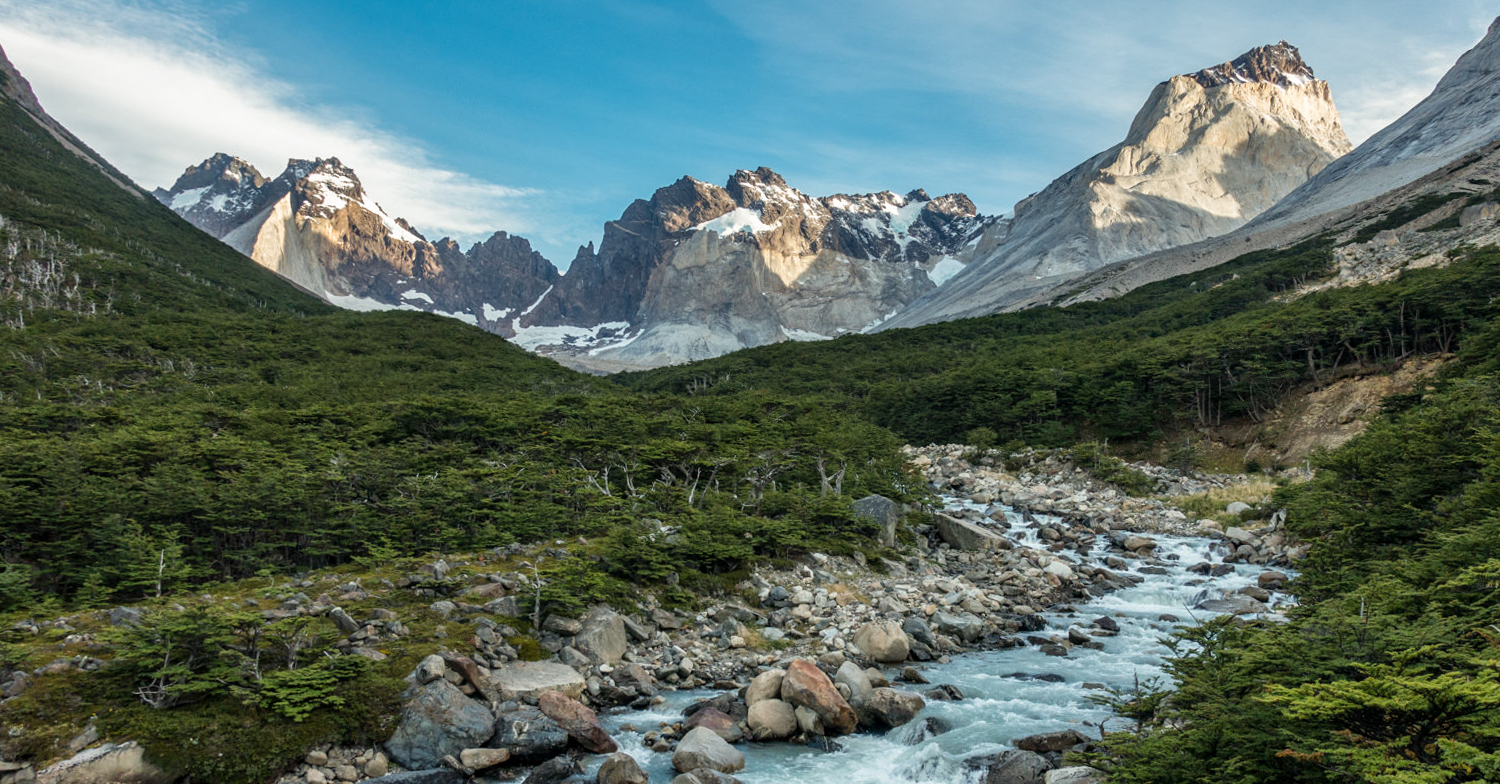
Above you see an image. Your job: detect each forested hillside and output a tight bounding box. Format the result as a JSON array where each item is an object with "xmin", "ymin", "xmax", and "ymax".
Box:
[
  {"xmin": 0, "ymin": 94, "xmax": 914, "ymax": 610},
  {"xmin": 625, "ymin": 231, "xmax": 1498, "ymax": 457}
]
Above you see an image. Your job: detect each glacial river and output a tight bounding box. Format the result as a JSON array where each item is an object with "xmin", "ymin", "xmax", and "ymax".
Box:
[{"xmin": 593, "ymin": 498, "xmax": 1290, "ymax": 784}]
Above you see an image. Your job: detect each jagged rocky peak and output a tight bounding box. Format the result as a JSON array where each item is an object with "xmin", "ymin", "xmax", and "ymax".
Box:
[
  {"xmin": 286, "ymin": 157, "xmax": 367, "ymax": 218},
  {"xmin": 647, "ymin": 176, "xmax": 737, "ymax": 232},
  {"xmin": 1189, "ymin": 41, "xmax": 1315, "ymax": 88},
  {"xmin": 164, "ymin": 153, "xmax": 267, "ymax": 193},
  {"xmin": 153, "ymin": 153, "xmax": 275, "ymax": 236}
]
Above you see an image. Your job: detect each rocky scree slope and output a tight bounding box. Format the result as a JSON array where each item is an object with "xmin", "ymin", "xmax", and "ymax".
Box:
[
  {"xmin": 880, "ymin": 42, "xmax": 1351, "ymax": 329},
  {"xmin": 157, "ymin": 160, "xmax": 983, "ymax": 371}
]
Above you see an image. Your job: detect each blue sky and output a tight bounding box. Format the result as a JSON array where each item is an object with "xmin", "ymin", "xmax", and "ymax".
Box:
[{"xmin": 0, "ymin": 0, "xmax": 1494, "ymax": 266}]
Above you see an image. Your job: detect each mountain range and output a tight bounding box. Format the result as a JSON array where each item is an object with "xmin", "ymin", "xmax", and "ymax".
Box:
[{"xmin": 155, "ymin": 41, "xmax": 1370, "ymax": 370}]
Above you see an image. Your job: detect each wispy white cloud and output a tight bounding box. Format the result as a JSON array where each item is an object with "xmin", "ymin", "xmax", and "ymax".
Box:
[
  {"xmin": 0, "ymin": 0, "xmax": 534, "ymax": 243},
  {"xmin": 709, "ymin": 0, "xmax": 1492, "ymax": 146}
]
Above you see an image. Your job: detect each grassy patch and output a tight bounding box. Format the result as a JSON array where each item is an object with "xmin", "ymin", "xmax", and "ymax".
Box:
[{"xmin": 1165, "ymin": 479, "xmax": 1278, "ymax": 525}]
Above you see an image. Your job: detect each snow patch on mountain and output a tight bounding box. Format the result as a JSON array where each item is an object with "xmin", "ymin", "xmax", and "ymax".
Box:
[{"xmin": 694, "ymin": 207, "xmax": 779, "ymax": 236}]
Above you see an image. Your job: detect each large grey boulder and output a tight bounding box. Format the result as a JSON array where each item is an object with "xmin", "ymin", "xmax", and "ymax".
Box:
[
  {"xmin": 489, "ymin": 660, "xmax": 587, "ymax": 702},
  {"xmin": 671, "ymin": 771, "xmax": 743, "ymax": 784},
  {"xmin": 967, "ymin": 750, "xmax": 1053, "ymax": 784},
  {"xmin": 671, "ymin": 727, "xmax": 745, "ymax": 774},
  {"xmin": 853, "ymin": 620, "xmax": 910, "ymax": 662},
  {"xmin": 384, "ymin": 680, "xmax": 495, "ymax": 771},
  {"xmin": 931, "ymin": 611, "xmax": 985, "ymax": 642},
  {"xmin": 523, "ymin": 755, "xmax": 582, "ymax": 784},
  {"xmin": 597, "ymin": 752, "xmax": 649, "ymax": 784},
  {"xmin": 934, "ymin": 514, "xmax": 1008, "ymax": 551},
  {"xmin": 1044, "ymin": 768, "xmax": 1105, "ymax": 784},
  {"xmin": 853, "ymin": 494, "xmax": 901, "ymax": 547},
  {"xmin": 863, "ymin": 688, "xmax": 925, "ymax": 729},
  {"xmin": 487, "ymin": 707, "xmax": 570, "ymax": 761},
  {"xmin": 834, "ymin": 662, "xmax": 874, "ymax": 707},
  {"xmin": 745, "ymin": 668, "xmax": 785, "ymax": 706},
  {"xmin": 746, "ymin": 698, "xmax": 797, "ymax": 741},
  {"xmin": 1195, "ymin": 595, "xmax": 1269, "ymax": 615},
  {"xmin": 37, "ymin": 742, "xmax": 168, "ymax": 784},
  {"xmin": 575, "ymin": 606, "xmax": 628, "ymax": 665}
]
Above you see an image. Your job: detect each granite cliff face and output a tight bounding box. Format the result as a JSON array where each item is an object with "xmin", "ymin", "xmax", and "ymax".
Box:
[
  {"xmin": 880, "ymin": 42, "xmax": 1351, "ymax": 329},
  {"xmin": 520, "ymin": 168, "xmax": 985, "ymax": 369}
]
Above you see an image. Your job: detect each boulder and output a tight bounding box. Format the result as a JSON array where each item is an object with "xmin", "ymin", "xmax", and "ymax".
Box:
[
  {"xmin": 575, "ymin": 606, "xmax": 628, "ymax": 665},
  {"xmin": 931, "ymin": 611, "xmax": 984, "ymax": 642},
  {"xmin": 107, "ymin": 607, "xmax": 142, "ymax": 627},
  {"xmin": 522, "ymin": 755, "xmax": 581, "ymax": 784},
  {"xmin": 901, "ymin": 617, "xmax": 934, "ymax": 646},
  {"xmin": 834, "ymin": 662, "xmax": 874, "ymax": 707},
  {"xmin": 934, "ymin": 514, "xmax": 1008, "ymax": 551},
  {"xmin": 863, "ymin": 688, "xmax": 925, "ymax": 729},
  {"xmin": 683, "ymin": 706, "xmax": 744, "ymax": 744},
  {"xmin": 1042, "ymin": 561, "xmax": 1074, "ymax": 580},
  {"xmin": 597, "ymin": 752, "xmax": 649, "ymax": 784},
  {"xmin": 671, "ymin": 727, "xmax": 745, "ymax": 774},
  {"xmin": 415, "ymin": 654, "xmax": 447, "ymax": 685},
  {"xmin": 487, "ymin": 707, "xmax": 570, "ymax": 761},
  {"xmin": 542, "ymin": 615, "xmax": 583, "ymax": 635},
  {"xmin": 852, "ymin": 620, "xmax": 910, "ymax": 663},
  {"xmin": 1195, "ymin": 595, "xmax": 1268, "ymax": 615},
  {"xmin": 853, "ymin": 494, "xmax": 901, "ymax": 547},
  {"xmin": 457, "ymin": 748, "xmax": 510, "ymax": 772},
  {"xmin": 36, "ymin": 742, "xmax": 169, "ymax": 784},
  {"xmin": 746, "ymin": 698, "xmax": 798, "ymax": 741},
  {"xmin": 671, "ymin": 771, "xmax": 744, "ymax": 784},
  {"xmin": 968, "ymin": 750, "xmax": 1053, "ymax": 784},
  {"xmin": 1257, "ymin": 571, "xmax": 1288, "ymax": 590},
  {"xmin": 1044, "ymin": 767, "xmax": 1105, "ymax": 784},
  {"xmin": 385, "ymin": 680, "xmax": 495, "ymax": 770},
  {"xmin": 489, "ymin": 660, "xmax": 587, "ymax": 702},
  {"xmin": 1461, "ymin": 201, "xmax": 1500, "ymax": 227},
  {"xmin": 329, "ymin": 606, "xmax": 361, "ymax": 634},
  {"xmin": 745, "ymin": 668, "xmax": 785, "ymax": 706},
  {"xmin": 780, "ymin": 659, "xmax": 858, "ymax": 735},
  {"xmin": 1224, "ymin": 527, "xmax": 1255, "ymax": 545},
  {"xmin": 537, "ymin": 691, "xmax": 618, "ymax": 753},
  {"xmin": 1014, "ymin": 729, "xmax": 1090, "ymax": 753},
  {"xmin": 1226, "ymin": 501, "xmax": 1252, "ymax": 515},
  {"xmin": 794, "ymin": 705, "xmax": 823, "ymax": 735}
]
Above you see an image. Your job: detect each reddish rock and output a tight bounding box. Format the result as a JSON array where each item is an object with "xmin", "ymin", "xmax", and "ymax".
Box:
[
  {"xmin": 683, "ymin": 706, "xmax": 744, "ymax": 743},
  {"xmin": 537, "ymin": 691, "xmax": 618, "ymax": 753},
  {"xmin": 780, "ymin": 659, "xmax": 857, "ymax": 735}
]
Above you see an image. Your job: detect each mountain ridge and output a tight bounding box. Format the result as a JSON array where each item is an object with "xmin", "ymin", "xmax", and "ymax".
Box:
[{"xmin": 876, "ymin": 41, "xmax": 1352, "ymax": 330}]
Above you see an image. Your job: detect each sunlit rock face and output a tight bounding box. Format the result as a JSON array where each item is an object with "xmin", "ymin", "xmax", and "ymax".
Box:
[{"xmin": 879, "ymin": 41, "xmax": 1351, "ymax": 330}]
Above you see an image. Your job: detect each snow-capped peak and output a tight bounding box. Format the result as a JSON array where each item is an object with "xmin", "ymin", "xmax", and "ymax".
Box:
[{"xmin": 1188, "ymin": 41, "xmax": 1316, "ymax": 89}]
